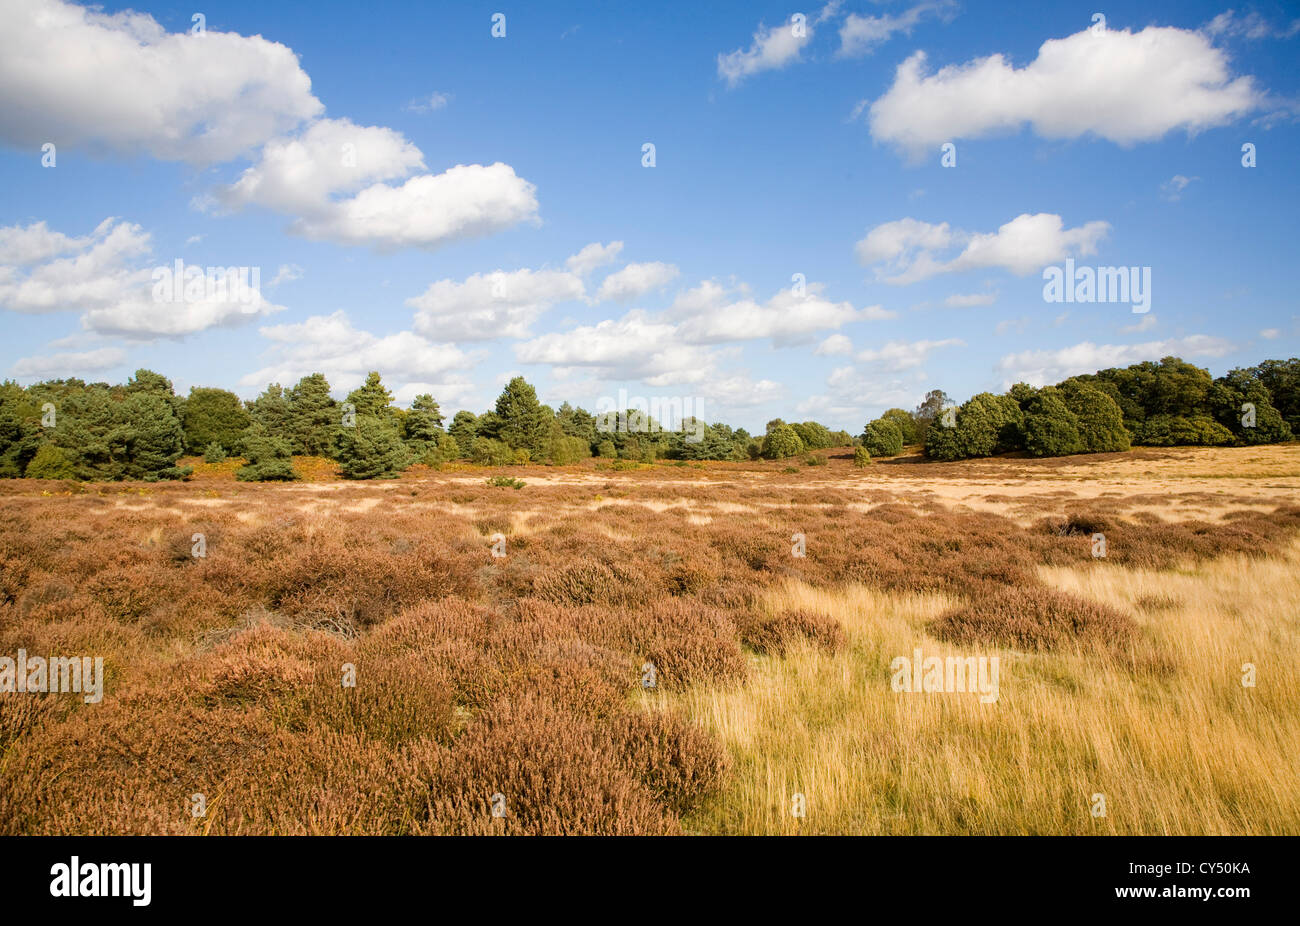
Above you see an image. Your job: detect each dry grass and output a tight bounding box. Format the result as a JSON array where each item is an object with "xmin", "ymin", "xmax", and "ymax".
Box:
[
  {"xmin": 662, "ymin": 542, "xmax": 1300, "ymax": 835},
  {"xmin": 1, "ymin": 443, "xmax": 1298, "ymax": 834}
]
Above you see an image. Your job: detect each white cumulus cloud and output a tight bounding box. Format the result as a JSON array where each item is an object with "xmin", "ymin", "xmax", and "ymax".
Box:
[
  {"xmin": 838, "ymin": 1, "xmax": 955, "ymax": 58},
  {"xmin": 857, "ymin": 213, "xmax": 1110, "ymax": 284},
  {"xmin": 409, "ymin": 268, "xmax": 585, "ymax": 341},
  {"xmin": 867, "ymin": 25, "xmax": 1261, "ymax": 158},
  {"xmin": 242, "ymin": 311, "xmax": 476, "ymax": 398},
  {"xmin": 596, "ymin": 262, "xmax": 680, "ymax": 303},
  {"xmin": 0, "ymin": 0, "xmax": 322, "ymax": 164},
  {"xmin": 0, "ymin": 218, "xmax": 284, "ymax": 338},
  {"xmin": 718, "ymin": 18, "xmax": 812, "ymax": 87},
  {"xmin": 566, "ymin": 241, "xmax": 624, "ymax": 277},
  {"xmin": 10, "ymin": 347, "xmax": 127, "ymax": 378},
  {"xmin": 996, "ymin": 335, "xmax": 1235, "ymax": 387}
]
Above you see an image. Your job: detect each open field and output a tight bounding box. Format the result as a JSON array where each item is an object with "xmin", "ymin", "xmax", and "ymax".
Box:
[{"xmin": 2, "ymin": 444, "xmax": 1299, "ymax": 834}]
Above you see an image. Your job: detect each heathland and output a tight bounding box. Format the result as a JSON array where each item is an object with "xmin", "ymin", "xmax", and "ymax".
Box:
[{"xmin": 1, "ymin": 443, "xmax": 1297, "ymax": 835}]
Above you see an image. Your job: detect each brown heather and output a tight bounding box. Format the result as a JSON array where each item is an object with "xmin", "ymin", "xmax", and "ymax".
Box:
[
  {"xmin": 928, "ymin": 586, "xmax": 1137, "ymax": 652},
  {"xmin": 1, "ymin": 443, "xmax": 1299, "ymax": 834}
]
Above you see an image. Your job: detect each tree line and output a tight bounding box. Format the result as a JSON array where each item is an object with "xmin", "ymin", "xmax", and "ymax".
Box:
[
  {"xmin": 856, "ymin": 356, "xmax": 1299, "ymax": 463},
  {"xmin": 0, "ymin": 356, "xmax": 1295, "ymax": 480}
]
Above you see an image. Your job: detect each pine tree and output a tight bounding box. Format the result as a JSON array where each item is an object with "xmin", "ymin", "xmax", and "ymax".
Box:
[
  {"xmin": 493, "ymin": 376, "xmax": 550, "ymax": 456},
  {"xmin": 235, "ymin": 427, "xmax": 299, "ymax": 481},
  {"xmin": 336, "ymin": 414, "xmax": 409, "ymax": 479},
  {"xmin": 287, "ymin": 373, "xmax": 340, "ymax": 456}
]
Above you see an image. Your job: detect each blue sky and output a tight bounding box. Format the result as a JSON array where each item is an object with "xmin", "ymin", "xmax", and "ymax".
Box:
[{"xmin": 1, "ymin": 0, "xmax": 1297, "ymax": 432}]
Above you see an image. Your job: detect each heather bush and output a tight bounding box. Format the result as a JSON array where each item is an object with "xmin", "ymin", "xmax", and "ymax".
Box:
[
  {"xmin": 2, "ymin": 450, "xmax": 1299, "ymax": 836},
  {"xmin": 929, "ymin": 586, "xmax": 1137, "ymax": 652},
  {"xmin": 737, "ymin": 609, "xmax": 844, "ymax": 655}
]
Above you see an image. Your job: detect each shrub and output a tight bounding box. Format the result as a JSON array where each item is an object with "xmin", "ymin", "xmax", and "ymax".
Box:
[
  {"xmin": 1023, "ymin": 388, "xmax": 1083, "ymax": 457},
  {"xmin": 791, "ymin": 421, "xmax": 833, "ymax": 450},
  {"xmin": 547, "ymin": 434, "xmax": 591, "ymax": 465},
  {"xmin": 760, "ymin": 424, "xmax": 804, "ymax": 459},
  {"xmin": 804, "ymin": 455, "xmax": 827, "ymax": 466},
  {"xmin": 202, "ymin": 442, "xmax": 228, "ymax": 463},
  {"xmin": 427, "ymin": 434, "xmax": 460, "ymax": 464},
  {"xmin": 879, "ymin": 408, "xmax": 918, "ymax": 444},
  {"xmin": 861, "ymin": 418, "xmax": 904, "ymax": 457},
  {"xmin": 1058, "ymin": 380, "xmax": 1130, "ymax": 452},
  {"xmin": 929, "ymin": 586, "xmax": 1137, "ymax": 653},
  {"xmin": 1133, "ymin": 415, "xmax": 1235, "ymax": 447},
  {"xmin": 24, "ymin": 444, "xmax": 76, "ymax": 479},
  {"xmin": 737, "ymin": 610, "xmax": 844, "ymax": 655},
  {"xmin": 486, "ymin": 476, "xmax": 525, "ymax": 489},
  {"xmin": 472, "ymin": 438, "xmax": 516, "ymax": 466},
  {"xmin": 336, "ymin": 415, "xmax": 410, "ymax": 479},
  {"xmin": 853, "ymin": 446, "xmax": 871, "ymax": 467},
  {"xmin": 235, "ymin": 432, "xmax": 299, "ymax": 481}
]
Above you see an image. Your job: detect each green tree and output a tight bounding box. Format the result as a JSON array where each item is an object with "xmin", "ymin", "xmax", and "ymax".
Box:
[
  {"xmin": 246, "ymin": 383, "xmax": 292, "ymax": 438},
  {"xmin": 433, "ymin": 434, "xmax": 460, "ymax": 463},
  {"xmin": 345, "ymin": 372, "xmax": 395, "ymax": 420},
  {"xmin": 861, "ymin": 418, "xmax": 904, "ymax": 457},
  {"xmin": 879, "ymin": 408, "xmax": 918, "ymax": 444},
  {"xmin": 235, "ymin": 428, "xmax": 299, "ymax": 481},
  {"xmin": 1247, "ymin": 358, "xmax": 1300, "ymax": 433},
  {"xmin": 761, "ymin": 424, "xmax": 804, "ymax": 459},
  {"xmin": 126, "ymin": 368, "xmax": 176, "ymax": 398},
  {"xmin": 118, "ymin": 392, "xmax": 191, "ymax": 480},
  {"xmin": 925, "ymin": 393, "xmax": 1023, "ymax": 460},
  {"xmin": 403, "ymin": 393, "xmax": 446, "ymax": 460},
  {"xmin": 1133, "ymin": 415, "xmax": 1235, "ymax": 446},
  {"xmin": 287, "ymin": 373, "xmax": 341, "ymax": 457},
  {"xmin": 492, "ymin": 376, "xmax": 551, "ymax": 456},
  {"xmin": 556, "ymin": 402, "xmax": 598, "ymax": 448},
  {"xmin": 913, "ymin": 389, "xmax": 951, "ymax": 447},
  {"xmin": 1058, "ymin": 380, "xmax": 1130, "ymax": 452},
  {"xmin": 1211, "ymin": 368, "xmax": 1293, "ymax": 445},
  {"xmin": 24, "ymin": 443, "xmax": 77, "ymax": 479},
  {"xmin": 46, "ymin": 386, "xmax": 190, "ymax": 481},
  {"xmin": 448, "ymin": 411, "xmax": 478, "ymax": 458},
  {"xmin": 472, "ymin": 437, "xmax": 515, "ymax": 466},
  {"xmin": 1023, "ymin": 388, "xmax": 1083, "ymax": 457},
  {"xmin": 0, "ymin": 382, "xmax": 41, "ymax": 477},
  {"xmin": 181, "ymin": 387, "xmax": 251, "ymax": 454},
  {"xmin": 335, "ymin": 414, "xmax": 409, "ymax": 479},
  {"xmin": 791, "ymin": 421, "xmax": 833, "ymax": 450}
]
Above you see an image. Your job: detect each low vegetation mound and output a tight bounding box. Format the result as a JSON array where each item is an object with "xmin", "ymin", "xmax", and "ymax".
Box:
[{"xmin": 929, "ymin": 586, "xmax": 1137, "ymax": 652}]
